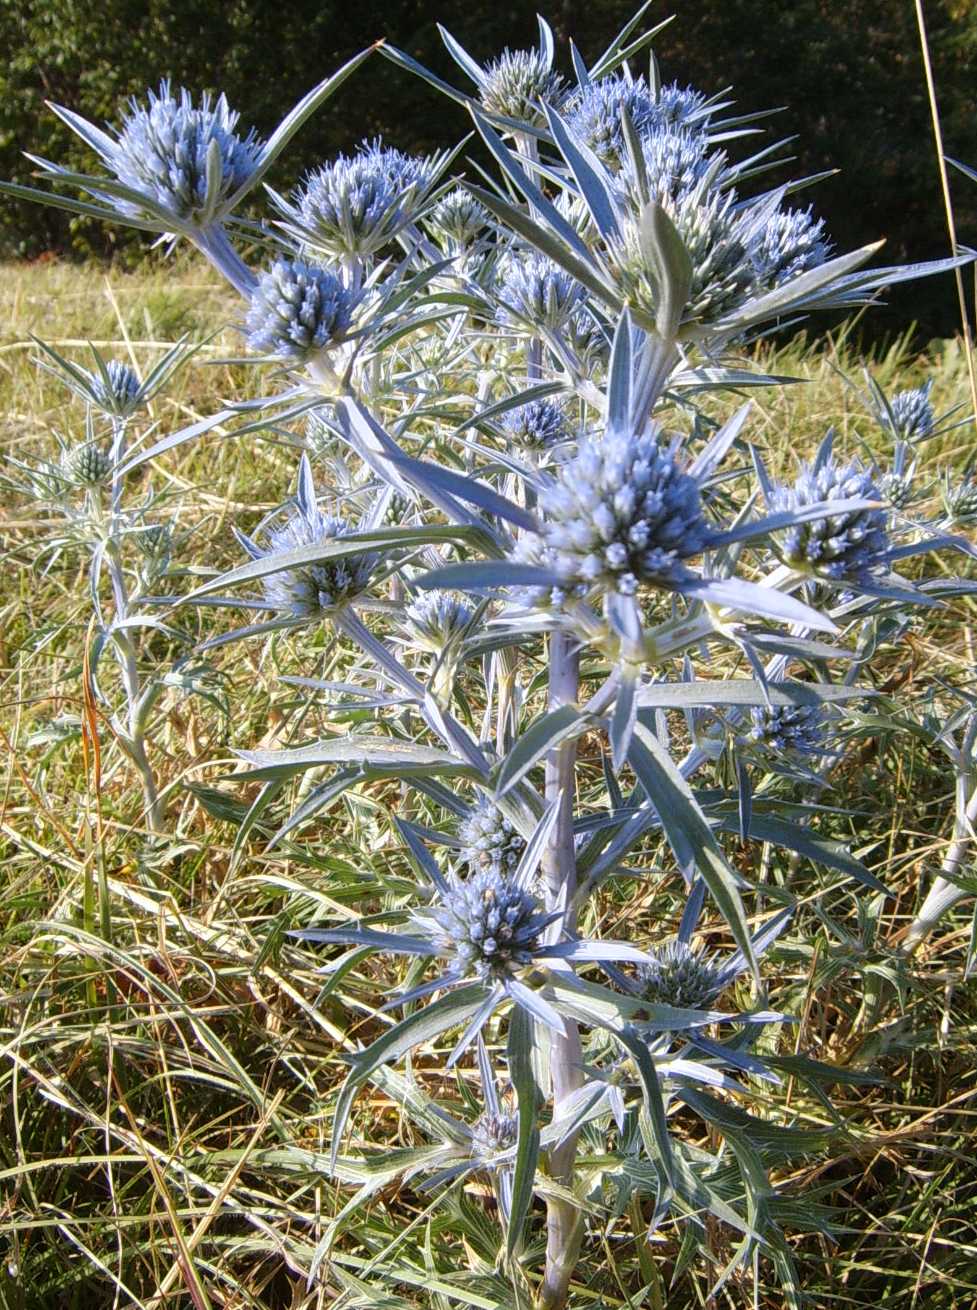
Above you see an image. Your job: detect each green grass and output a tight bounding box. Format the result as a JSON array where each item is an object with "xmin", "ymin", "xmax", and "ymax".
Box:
[{"xmin": 1, "ymin": 256, "xmax": 977, "ymax": 1310}]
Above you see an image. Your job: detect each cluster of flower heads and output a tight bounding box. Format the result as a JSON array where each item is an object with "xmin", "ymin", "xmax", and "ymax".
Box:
[
  {"xmin": 499, "ymin": 399, "xmax": 572, "ymax": 452},
  {"xmin": 518, "ymin": 426, "xmax": 712, "ymax": 602},
  {"xmin": 424, "ymin": 868, "xmax": 547, "ymax": 981},
  {"xmin": 403, "ymin": 589, "xmax": 475, "ymax": 654},
  {"xmin": 279, "ymin": 140, "xmax": 441, "ymax": 260},
  {"xmin": 768, "ymin": 451, "xmax": 891, "ymax": 584},
  {"xmin": 565, "ymin": 75, "xmax": 711, "ymax": 167},
  {"xmin": 245, "ymin": 258, "xmax": 356, "ymax": 360},
  {"xmin": 457, "ymin": 797, "xmax": 527, "ymax": 875},
  {"xmin": 636, "ymin": 939, "xmax": 726, "ymax": 1010},
  {"xmin": 741, "ymin": 703, "xmax": 829, "ymax": 758},
  {"xmin": 106, "ymin": 81, "xmax": 261, "ymax": 224}
]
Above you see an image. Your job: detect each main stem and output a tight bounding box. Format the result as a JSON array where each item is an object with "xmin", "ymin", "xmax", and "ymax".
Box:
[{"xmin": 539, "ymin": 630, "xmax": 583, "ymax": 1310}]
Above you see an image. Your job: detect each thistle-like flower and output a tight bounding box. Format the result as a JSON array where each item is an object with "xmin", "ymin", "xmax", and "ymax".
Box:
[
  {"xmin": 610, "ymin": 186, "xmax": 755, "ymax": 331},
  {"xmin": 427, "ymin": 868, "xmax": 547, "ymax": 981},
  {"xmin": 479, "ymin": 49, "xmax": 569, "ymax": 127},
  {"xmin": 518, "ymin": 427, "xmax": 713, "ymax": 600},
  {"xmin": 403, "ymin": 589, "xmax": 475, "ymax": 654},
  {"xmin": 61, "ymin": 441, "xmax": 113, "ymax": 487},
  {"xmin": 425, "ymin": 187, "xmax": 490, "ymax": 249},
  {"xmin": 277, "ymin": 141, "xmax": 442, "ymax": 261},
  {"xmin": 470, "ymin": 1108, "xmax": 518, "ymax": 1161},
  {"xmin": 880, "ymin": 382, "xmax": 935, "ymax": 442},
  {"xmin": 458, "ymin": 796, "xmax": 527, "ymax": 875},
  {"xmin": 236, "ymin": 457, "xmax": 378, "ymax": 617},
  {"xmin": 497, "ymin": 254, "xmax": 586, "ymax": 333},
  {"xmin": 768, "ymin": 452, "xmax": 890, "ymax": 584},
  {"xmin": 104, "ymin": 82, "xmax": 261, "ymax": 226},
  {"xmin": 565, "ymin": 75, "xmax": 662, "ymax": 165},
  {"xmin": 942, "ymin": 470, "xmax": 977, "ymax": 524},
  {"xmin": 741, "ymin": 703, "xmax": 829, "ymax": 756},
  {"xmin": 245, "ymin": 258, "xmax": 356, "ymax": 361},
  {"xmin": 85, "ymin": 360, "xmax": 143, "ymax": 417},
  {"xmin": 751, "ymin": 205, "xmax": 832, "ymax": 291},
  {"xmin": 636, "ymin": 939, "xmax": 726, "ymax": 1009},
  {"xmin": 499, "ymin": 399, "xmax": 572, "ymax": 451}
]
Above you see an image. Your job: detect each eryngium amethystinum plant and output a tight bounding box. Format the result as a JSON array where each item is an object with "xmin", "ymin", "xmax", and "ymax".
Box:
[{"xmin": 7, "ymin": 7, "xmax": 977, "ymax": 1308}]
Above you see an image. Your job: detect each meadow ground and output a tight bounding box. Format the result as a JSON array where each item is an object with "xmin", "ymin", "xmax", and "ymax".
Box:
[{"xmin": 1, "ymin": 256, "xmax": 976, "ymax": 1309}]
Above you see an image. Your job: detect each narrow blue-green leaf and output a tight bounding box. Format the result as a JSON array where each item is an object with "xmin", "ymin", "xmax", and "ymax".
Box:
[
  {"xmin": 506, "ymin": 1006, "xmax": 539, "ymax": 1256},
  {"xmin": 494, "ymin": 704, "xmax": 590, "ymax": 797},
  {"xmin": 628, "ymin": 723, "xmax": 758, "ymax": 986}
]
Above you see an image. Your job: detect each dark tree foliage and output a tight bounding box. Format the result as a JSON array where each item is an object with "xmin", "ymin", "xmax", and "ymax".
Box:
[{"xmin": 1, "ymin": 0, "xmax": 974, "ymax": 339}]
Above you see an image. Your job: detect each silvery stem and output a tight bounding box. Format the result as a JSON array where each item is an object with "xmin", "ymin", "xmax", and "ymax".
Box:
[
  {"xmin": 903, "ymin": 774, "xmax": 977, "ymax": 951},
  {"xmin": 539, "ymin": 630, "xmax": 584, "ymax": 1310},
  {"xmin": 192, "ymin": 224, "xmax": 256, "ymax": 299}
]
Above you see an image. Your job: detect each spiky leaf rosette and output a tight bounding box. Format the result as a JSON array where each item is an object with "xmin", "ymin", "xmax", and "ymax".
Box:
[
  {"xmin": 769, "ymin": 455, "xmax": 890, "ymax": 583},
  {"xmin": 458, "ymin": 797, "xmax": 526, "ymax": 875},
  {"xmin": 108, "ymin": 81, "xmax": 261, "ymax": 224},
  {"xmin": 245, "ymin": 258, "xmax": 355, "ymax": 361},
  {"xmin": 479, "ymin": 49, "xmax": 569, "ymax": 126},
  {"xmin": 517, "ymin": 427, "xmax": 712, "ymax": 602},
  {"xmin": 637, "ymin": 939, "xmax": 725, "ymax": 1009},
  {"xmin": 425, "ymin": 868, "xmax": 547, "ymax": 981}
]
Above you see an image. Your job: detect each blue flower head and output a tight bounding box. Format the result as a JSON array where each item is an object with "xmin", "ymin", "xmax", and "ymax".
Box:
[
  {"xmin": 89, "ymin": 360, "xmax": 142, "ymax": 416},
  {"xmin": 498, "ymin": 254, "xmax": 586, "ymax": 332},
  {"xmin": 479, "ymin": 49, "xmax": 569, "ymax": 126},
  {"xmin": 881, "ymin": 382, "xmax": 935, "ymax": 442},
  {"xmin": 403, "ymin": 589, "xmax": 475, "ymax": 654},
  {"xmin": 458, "ymin": 796, "xmax": 527, "ymax": 875},
  {"xmin": 426, "ymin": 868, "xmax": 548, "ymax": 981},
  {"xmin": 245, "ymin": 258, "xmax": 356, "ymax": 361},
  {"xmin": 470, "ymin": 1107, "xmax": 518, "ymax": 1161},
  {"xmin": 751, "ymin": 205, "xmax": 832, "ymax": 290},
  {"xmin": 567, "ymin": 77, "xmax": 713, "ymax": 168},
  {"xmin": 283, "ymin": 141, "xmax": 440, "ymax": 260},
  {"xmin": 500, "ymin": 399, "xmax": 571, "ymax": 451},
  {"xmin": 425, "ymin": 187, "xmax": 490, "ymax": 249},
  {"xmin": 519, "ymin": 427, "xmax": 713, "ymax": 600},
  {"xmin": 636, "ymin": 939, "xmax": 725, "ymax": 1009},
  {"xmin": 241, "ymin": 457, "xmax": 379, "ymax": 616},
  {"xmin": 743, "ymin": 703, "xmax": 829, "ymax": 756},
  {"xmin": 108, "ymin": 81, "xmax": 261, "ymax": 225},
  {"xmin": 610, "ymin": 185, "xmax": 755, "ymax": 330},
  {"xmin": 769, "ymin": 449, "xmax": 890, "ymax": 583},
  {"xmin": 62, "ymin": 441, "xmax": 112, "ymax": 487}
]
